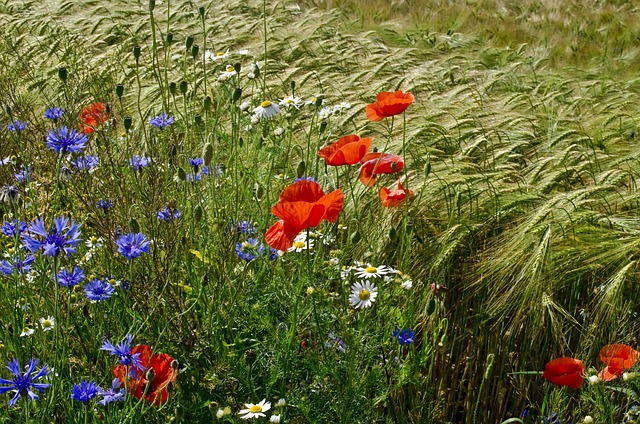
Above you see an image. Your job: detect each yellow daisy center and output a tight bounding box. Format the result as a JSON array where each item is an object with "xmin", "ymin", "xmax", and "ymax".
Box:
[
  {"xmin": 359, "ymin": 289, "xmax": 370, "ymax": 301},
  {"xmin": 249, "ymin": 405, "xmax": 263, "ymax": 413},
  {"xmin": 226, "ymin": 66, "xmax": 235, "ymax": 72},
  {"xmin": 216, "ymin": 51, "xmax": 225, "ymax": 56},
  {"xmin": 286, "ymin": 99, "xmax": 293, "ymax": 104},
  {"xmin": 261, "ymin": 100, "xmax": 272, "ymax": 108},
  {"xmin": 42, "ymin": 319, "xmax": 52, "ymax": 328},
  {"xmin": 293, "ymin": 241, "xmax": 305, "ymax": 249},
  {"xmin": 90, "ymin": 236, "xmax": 98, "ymax": 244},
  {"xmin": 365, "ymin": 266, "xmax": 377, "ymax": 274}
]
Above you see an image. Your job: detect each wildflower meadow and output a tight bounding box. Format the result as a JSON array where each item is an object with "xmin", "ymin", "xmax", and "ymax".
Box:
[{"xmin": 2, "ymin": 0, "xmax": 640, "ymax": 422}]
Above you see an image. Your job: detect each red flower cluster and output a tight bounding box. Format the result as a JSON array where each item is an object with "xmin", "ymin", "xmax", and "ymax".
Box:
[
  {"xmin": 598, "ymin": 344, "xmax": 639, "ymax": 381},
  {"xmin": 365, "ymin": 90, "xmax": 414, "ymax": 122},
  {"xmin": 265, "ymin": 180, "xmax": 344, "ymax": 251},
  {"xmin": 317, "ymin": 135, "xmax": 372, "ymax": 166},
  {"xmin": 379, "ymin": 181, "xmax": 413, "ymax": 207},
  {"xmin": 80, "ymin": 102, "xmax": 108, "ymax": 133},
  {"xmin": 112, "ymin": 345, "xmax": 178, "ymax": 406}
]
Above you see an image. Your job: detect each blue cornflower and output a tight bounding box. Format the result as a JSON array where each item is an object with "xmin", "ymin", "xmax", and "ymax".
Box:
[
  {"xmin": 57, "ymin": 266, "xmax": 85, "ymax": 287},
  {"xmin": 71, "ymin": 155, "xmax": 99, "ymax": 170},
  {"xmin": 268, "ymin": 247, "xmax": 279, "ymax": 261},
  {"xmin": 101, "ymin": 334, "xmax": 145, "ymax": 378},
  {"xmin": 189, "ymin": 157, "xmax": 204, "ymax": 170},
  {"xmin": 232, "ymin": 220, "xmax": 256, "ymax": 235},
  {"xmin": 7, "ymin": 120, "xmax": 27, "ymax": 132},
  {"xmin": 116, "ymin": 232, "xmax": 150, "ymax": 260},
  {"xmin": 22, "ymin": 216, "xmax": 81, "ymax": 257},
  {"xmin": 1, "ymin": 220, "xmax": 27, "ymax": 237},
  {"xmin": 84, "ymin": 278, "xmax": 114, "ymax": 302},
  {"xmin": 130, "ymin": 155, "xmax": 150, "ymax": 171},
  {"xmin": 542, "ymin": 413, "xmax": 561, "ymax": 424},
  {"xmin": 97, "ymin": 378, "xmax": 125, "ymax": 405},
  {"xmin": 0, "ymin": 255, "xmax": 35, "ymax": 276},
  {"xmin": 0, "ymin": 358, "xmax": 50, "ymax": 407},
  {"xmin": 96, "ymin": 199, "xmax": 113, "ymax": 211},
  {"xmin": 46, "ymin": 127, "xmax": 88, "ymax": 154},
  {"xmin": 71, "ymin": 380, "xmax": 99, "ymax": 402},
  {"xmin": 293, "ymin": 176, "xmax": 316, "ymax": 183},
  {"xmin": 186, "ymin": 172, "xmax": 203, "ymax": 182},
  {"xmin": 149, "ymin": 112, "xmax": 174, "ymax": 129},
  {"xmin": 157, "ymin": 206, "xmax": 181, "ymax": 221},
  {"xmin": 14, "ymin": 166, "xmax": 30, "ymax": 183},
  {"xmin": 393, "ymin": 328, "xmax": 415, "ymax": 345},
  {"xmin": 235, "ymin": 238, "xmax": 265, "ymax": 261},
  {"xmin": 44, "ymin": 107, "xmax": 64, "ymax": 121},
  {"xmin": 326, "ymin": 332, "xmax": 347, "ymax": 353}
]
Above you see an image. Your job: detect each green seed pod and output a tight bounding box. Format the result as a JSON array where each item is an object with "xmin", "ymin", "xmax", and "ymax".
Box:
[
  {"xmin": 123, "ymin": 116, "xmax": 132, "ymax": 131},
  {"xmin": 425, "ymin": 159, "xmax": 431, "ymax": 178},
  {"xmin": 296, "ymin": 160, "xmax": 306, "ymax": 178},
  {"xmin": 149, "ymin": 0, "xmax": 155, "ymax": 12},
  {"xmin": 194, "ymin": 114, "xmax": 202, "ymax": 126},
  {"xmin": 58, "ymin": 67, "xmax": 68, "ymax": 82},
  {"xmin": 185, "ymin": 35, "xmax": 194, "ymax": 51},
  {"xmin": 177, "ymin": 167, "xmax": 187, "ymax": 181},
  {"xmin": 198, "ymin": 6, "xmax": 205, "ymax": 17},
  {"xmin": 319, "ymin": 120, "xmax": 327, "ymax": 134},
  {"xmin": 350, "ymin": 230, "xmax": 361, "ymax": 244},
  {"xmin": 132, "ymin": 45, "xmax": 141, "ymax": 62},
  {"xmin": 203, "ymin": 96, "xmax": 212, "ymax": 111},
  {"xmin": 290, "ymin": 80, "xmax": 296, "ymax": 92},
  {"xmin": 233, "ymin": 62, "xmax": 241, "ymax": 74},
  {"xmin": 231, "ymin": 87, "xmax": 242, "ymax": 103},
  {"xmin": 115, "ymin": 84, "xmax": 124, "ymax": 99},
  {"xmin": 253, "ymin": 183, "xmax": 264, "ymax": 201},
  {"xmin": 191, "ymin": 44, "xmax": 199, "ymax": 59},
  {"xmin": 179, "ymin": 80, "xmax": 188, "ymax": 95},
  {"xmin": 129, "ymin": 218, "xmax": 140, "ymax": 233},
  {"xmin": 166, "ymin": 32, "xmax": 173, "ymax": 44},
  {"xmin": 169, "ymin": 82, "xmax": 177, "ymax": 95},
  {"xmin": 314, "ymin": 96, "xmax": 323, "ymax": 107},
  {"xmin": 194, "ymin": 205, "xmax": 203, "ymax": 221},
  {"xmin": 203, "ymin": 143, "xmax": 213, "ymax": 166}
]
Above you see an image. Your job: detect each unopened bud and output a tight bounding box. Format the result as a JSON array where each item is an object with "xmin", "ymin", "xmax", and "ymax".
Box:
[
  {"xmin": 177, "ymin": 167, "xmax": 187, "ymax": 181},
  {"xmin": 185, "ymin": 35, "xmax": 194, "ymax": 51},
  {"xmin": 145, "ymin": 367, "xmax": 155, "ymax": 382},
  {"xmin": 231, "ymin": 87, "xmax": 242, "ymax": 103},
  {"xmin": 233, "ymin": 62, "xmax": 241, "ymax": 74},
  {"xmin": 198, "ymin": 6, "xmax": 205, "ymax": 17},
  {"xmin": 166, "ymin": 32, "xmax": 173, "ymax": 44},
  {"xmin": 132, "ymin": 45, "xmax": 141, "ymax": 62},
  {"xmin": 123, "ymin": 116, "xmax": 132, "ymax": 131},
  {"xmin": 306, "ymin": 287, "xmax": 315, "ymax": 296},
  {"xmin": 290, "ymin": 80, "xmax": 295, "ymax": 92},
  {"xmin": 203, "ymin": 143, "xmax": 213, "ymax": 166},
  {"xmin": 203, "ymin": 96, "xmax": 212, "ymax": 111},
  {"xmin": 171, "ymin": 359, "xmax": 179, "ymax": 371},
  {"xmin": 194, "ymin": 114, "xmax": 202, "ymax": 126},
  {"xmin": 191, "ymin": 44, "xmax": 199, "ymax": 59},
  {"xmin": 588, "ymin": 375, "xmax": 601, "ymax": 385},
  {"xmin": 58, "ymin": 67, "xmax": 68, "ymax": 82},
  {"xmin": 169, "ymin": 82, "xmax": 177, "ymax": 95},
  {"xmin": 252, "ymin": 63, "xmax": 260, "ymax": 79},
  {"xmin": 314, "ymin": 96, "xmax": 323, "ymax": 107},
  {"xmin": 149, "ymin": 0, "xmax": 155, "ymax": 11},
  {"xmin": 179, "ymin": 80, "xmax": 188, "ymax": 95},
  {"xmin": 319, "ymin": 120, "xmax": 327, "ymax": 134},
  {"xmin": 115, "ymin": 84, "xmax": 124, "ymax": 99}
]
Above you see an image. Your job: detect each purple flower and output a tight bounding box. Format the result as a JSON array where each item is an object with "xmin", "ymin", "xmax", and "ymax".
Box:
[
  {"xmin": 116, "ymin": 232, "xmax": 150, "ymax": 260},
  {"xmin": 0, "ymin": 185, "xmax": 19, "ymax": 204},
  {"xmin": 97, "ymin": 379, "xmax": 125, "ymax": 405},
  {"xmin": 235, "ymin": 238, "xmax": 265, "ymax": 261},
  {"xmin": 22, "ymin": 216, "xmax": 81, "ymax": 257},
  {"xmin": 14, "ymin": 167, "xmax": 30, "ymax": 183},
  {"xmin": 130, "ymin": 155, "xmax": 150, "ymax": 171},
  {"xmin": 84, "ymin": 278, "xmax": 114, "ymax": 302},
  {"xmin": 0, "ymin": 255, "xmax": 35, "ymax": 276},
  {"xmin": 157, "ymin": 206, "xmax": 181, "ymax": 221},
  {"xmin": 189, "ymin": 157, "xmax": 203, "ymax": 171},
  {"xmin": 71, "ymin": 380, "xmax": 99, "ymax": 402},
  {"xmin": 7, "ymin": 120, "xmax": 27, "ymax": 132},
  {"xmin": 101, "ymin": 334, "xmax": 145, "ymax": 378},
  {"xmin": 232, "ymin": 220, "xmax": 256, "ymax": 235},
  {"xmin": 1, "ymin": 220, "xmax": 27, "ymax": 237},
  {"xmin": 326, "ymin": 332, "xmax": 347, "ymax": 353},
  {"xmin": 392, "ymin": 328, "xmax": 415, "ymax": 345},
  {"xmin": 57, "ymin": 266, "xmax": 85, "ymax": 287},
  {"xmin": 149, "ymin": 112, "xmax": 174, "ymax": 129},
  {"xmin": 71, "ymin": 155, "xmax": 99, "ymax": 170},
  {"xmin": 96, "ymin": 199, "xmax": 113, "ymax": 211},
  {"xmin": 0, "ymin": 358, "xmax": 50, "ymax": 407},
  {"xmin": 293, "ymin": 176, "xmax": 316, "ymax": 183},
  {"xmin": 46, "ymin": 127, "xmax": 88, "ymax": 154},
  {"xmin": 44, "ymin": 107, "xmax": 64, "ymax": 121},
  {"xmin": 268, "ymin": 247, "xmax": 279, "ymax": 261}
]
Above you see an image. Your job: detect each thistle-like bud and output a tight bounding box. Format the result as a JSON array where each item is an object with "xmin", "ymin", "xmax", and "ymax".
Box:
[
  {"xmin": 169, "ymin": 82, "xmax": 177, "ymax": 95},
  {"xmin": 191, "ymin": 44, "xmax": 199, "ymax": 59},
  {"xmin": 203, "ymin": 96, "xmax": 212, "ymax": 111},
  {"xmin": 123, "ymin": 116, "xmax": 132, "ymax": 131},
  {"xmin": 58, "ymin": 67, "xmax": 68, "ymax": 82},
  {"xmin": 185, "ymin": 35, "xmax": 194, "ymax": 51},
  {"xmin": 115, "ymin": 84, "xmax": 124, "ymax": 99},
  {"xmin": 166, "ymin": 32, "xmax": 173, "ymax": 44},
  {"xmin": 245, "ymin": 349, "xmax": 257, "ymax": 365},
  {"xmin": 179, "ymin": 80, "xmax": 188, "ymax": 95},
  {"xmin": 231, "ymin": 87, "xmax": 242, "ymax": 103},
  {"xmin": 132, "ymin": 46, "xmax": 141, "ymax": 62}
]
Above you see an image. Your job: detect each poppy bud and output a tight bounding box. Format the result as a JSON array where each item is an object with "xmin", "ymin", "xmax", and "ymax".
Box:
[
  {"xmin": 145, "ymin": 367, "xmax": 155, "ymax": 382},
  {"xmin": 58, "ymin": 67, "xmax": 68, "ymax": 82},
  {"xmin": 314, "ymin": 96, "xmax": 323, "ymax": 107},
  {"xmin": 129, "ymin": 218, "xmax": 140, "ymax": 233},
  {"xmin": 252, "ymin": 63, "xmax": 260, "ymax": 79},
  {"xmin": 169, "ymin": 82, "xmax": 177, "ymax": 95},
  {"xmin": 194, "ymin": 205, "xmax": 203, "ymax": 221},
  {"xmin": 116, "ymin": 84, "xmax": 124, "ymax": 99},
  {"xmin": 132, "ymin": 45, "xmax": 141, "ymax": 62},
  {"xmin": 198, "ymin": 6, "xmax": 205, "ymax": 17},
  {"xmin": 185, "ymin": 35, "xmax": 194, "ymax": 51},
  {"xmin": 424, "ymin": 160, "xmax": 431, "ymax": 178},
  {"xmin": 253, "ymin": 183, "xmax": 264, "ymax": 201},
  {"xmin": 388, "ymin": 227, "xmax": 397, "ymax": 241},
  {"xmin": 426, "ymin": 298, "xmax": 436, "ymax": 315},
  {"xmin": 177, "ymin": 167, "xmax": 187, "ymax": 181},
  {"xmin": 203, "ymin": 143, "xmax": 213, "ymax": 166},
  {"xmin": 111, "ymin": 117, "xmax": 117, "ymax": 127},
  {"xmin": 238, "ymin": 137, "xmax": 243, "ymax": 148},
  {"xmin": 105, "ymin": 103, "xmax": 111, "ymax": 115},
  {"xmin": 319, "ymin": 120, "xmax": 327, "ymax": 134},
  {"xmin": 231, "ymin": 87, "xmax": 242, "ymax": 103},
  {"xmin": 203, "ymin": 96, "xmax": 212, "ymax": 111},
  {"xmin": 191, "ymin": 44, "xmax": 199, "ymax": 59},
  {"xmin": 350, "ymin": 230, "xmax": 361, "ymax": 244},
  {"xmin": 170, "ymin": 144, "xmax": 177, "ymax": 157},
  {"xmin": 194, "ymin": 114, "xmax": 202, "ymax": 126},
  {"xmin": 123, "ymin": 116, "xmax": 133, "ymax": 131},
  {"xmin": 179, "ymin": 80, "xmax": 188, "ymax": 95},
  {"xmin": 233, "ymin": 62, "xmax": 241, "ymax": 74},
  {"xmin": 166, "ymin": 32, "xmax": 173, "ymax": 44},
  {"xmin": 4, "ymin": 105, "xmax": 11, "ymax": 116},
  {"xmin": 296, "ymin": 160, "xmax": 305, "ymax": 178},
  {"xmin": 290, "ymin": 80, "xmax": 296, "ymax": 92},
  {"xmin": 149, "ymin": 0, "xmax": 155, "ymax": 11}
]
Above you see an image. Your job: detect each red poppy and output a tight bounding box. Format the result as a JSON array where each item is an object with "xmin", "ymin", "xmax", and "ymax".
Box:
[
  {"xmin": 365, "ymin": 90, "xmax": 414, "ymax": 122},
  {"xmin": 542, "ymin": 357, "xmax": 585, "ymax": 389},
  {"xmin": 359, "ymin": 152, "xmax": 404, "ymax": 187},
  {"xmin": 113, "ymin": 345, "xmax": 178, "ymax": 406},
  {"xmin": 598, "ymin": 344, "xmax": 639, "ymax": 381},
  {"xmin": 379, "ymin": 181, "xmax": 413, "ymax": 207},
  {"xmin": 265, "ymin": 180, "xmax": 344, "ymax": 251},
  {"xmin": 318, "ymin": 135, "xmax": 372, "ymax": 166},
  {"xmin": 80, "ymin": 102, "xmax": 108, "ymax": 133}
]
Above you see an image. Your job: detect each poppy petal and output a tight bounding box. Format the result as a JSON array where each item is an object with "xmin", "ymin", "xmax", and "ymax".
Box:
[
  {"xmin": 265, "ymin": 220, "xmax": 300, "ymax": 251},
  {"xmin": 365, "ymin": 104, "xmax": 384, "ymax": 122},
  {"xmin": 272, "ymin": 202, "xmax": 325, "ymax": 229},
  {"xmin": 279, "ymin": 180, "xmax": 325, "ymax": 203},
  {"xmin": 542, "ymin": 357, "xmax": 585, "ymax": 389},
  {"xmin": 318, "ymin": 189, "xmax": 344, "ymax": 223}
]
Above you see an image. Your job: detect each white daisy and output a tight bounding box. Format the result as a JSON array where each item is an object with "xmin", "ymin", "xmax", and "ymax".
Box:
[
  {"xmin": 85, "ymin": 236, "xmax": 103, "ymax": 249},
  {"xmin": 253, "ymin": 100, "xmax": 280, "ymax": 121},
  {"xmin": 204, "ymin": 49, "xmax": 229, "ymax": 61},
  {"xmin": 218, "ymin": 65, "xmax": 237, "ymax": 81},
  {"xmin": 288, "ymin": 233, "xmax": 314, "ymax": 252},
  {"xmin": 273, "ymin": 127, "xmax": 284, "ymax": 136},
  {"xmin": 20, "ymin": 327, "xmax": 34, "ymax": 337},
  {"xmin": 238, "ymin": 399, "xmax": 271, "ymax": 420},
  {"xmin": 240, "ymin": 101, "xmax": 250, "ymax": 111},
  {"xmin": 354, "ymin": 264, "xmax": 391, "ymax": 279},
  {"xmin": 400, "ymin": 279, "xmax": 413, "ymax": 290},
  {"xmin": 318, "ymin": 106, "xmax": 332, "ymax": 120},
  {"xmin": 276, "ymin": 398, "xmax": 286, "ymax": 407},
  {"xmin": 349, "ymin": 281, "xmax": 378, "ymax": 309},
  {"xmin": 216, "ymin": 406, "xmax": 231, "ymax": 418},
  {"xmin": 305, "ymin": 95, "xmax": 325, "ymax": 107},
  {"xmin": 274, "ymin": 173, "xmax": 289, "ymax": 180},
  {"xmin": 270, "ymin": 415, "xmax": 281, "ymax": 423},
  {"xmin": 279, "ymin": 95, "xmax": 302, "ymax": 109},
  {"xmin": 238, "ymin": 49, "xmax": 250, "ymax": 55},
  {"xmin": 334, "ymin": 101, "xmax": 352, "ymax": 112},
  {"xmin": 39, "ymin": 316, "xmax": 55, "ymax": 332}
]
